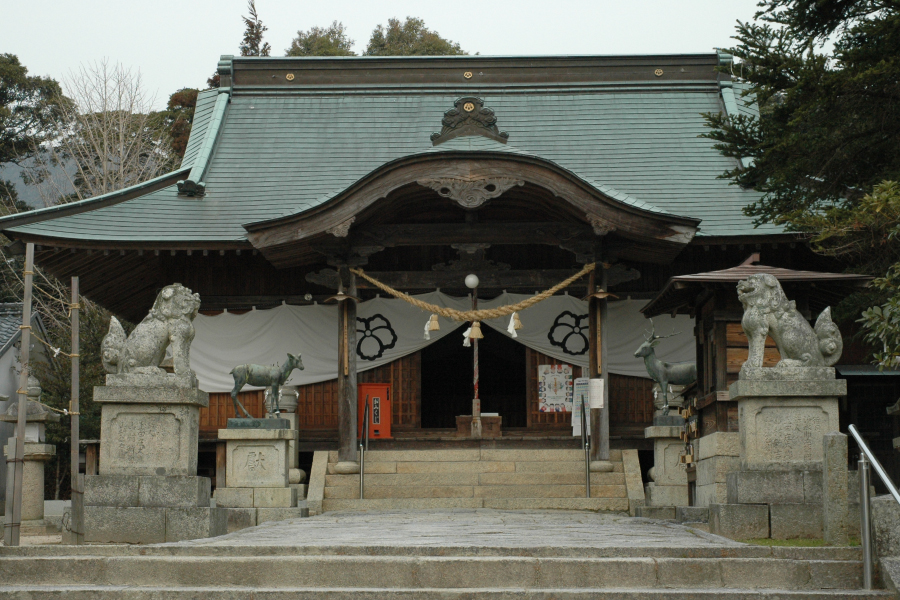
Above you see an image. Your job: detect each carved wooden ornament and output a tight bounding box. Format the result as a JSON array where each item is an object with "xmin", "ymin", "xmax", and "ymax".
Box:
[
  {"xmin": 417, "ymin": 177, "xmax": 524, "ymax": 209},
  {"xmin": 431, "ymin": 97, "xmax": 509, "ymax": 145},
  {"xmin": 326, "ymin": 216, "xmax": 355, "ymax": 238}
]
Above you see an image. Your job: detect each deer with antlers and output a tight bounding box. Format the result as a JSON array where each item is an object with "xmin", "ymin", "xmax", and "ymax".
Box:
[{"xmin": 633, "ymin": 319, "xmax": 697, "ymax": 415}]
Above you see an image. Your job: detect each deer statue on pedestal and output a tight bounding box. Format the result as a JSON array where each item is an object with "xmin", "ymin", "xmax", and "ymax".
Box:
[
  {"xmin": 633, "ymin": 320, "xmax": 697, "ymax": 415},
  {"xmin": 229, "ymin": 353, "xmax": 304, "ymax": 419}
]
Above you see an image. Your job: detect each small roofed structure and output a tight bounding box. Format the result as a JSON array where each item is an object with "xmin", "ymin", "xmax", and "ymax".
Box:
[
  {"xmin": 641, "ymin": 254, "xmax": 871, "ymax": 437},
  {"xmin": 642, "ymin": 253, "xmax": 872, "ymax": 318}
]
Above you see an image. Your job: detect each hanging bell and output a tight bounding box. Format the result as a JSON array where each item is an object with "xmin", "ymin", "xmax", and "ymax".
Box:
[
  {"xmin": 512, "ymin": 312, "xmax": 523, "ymax": 330},
  {"xmin": 428, "ymin": 314, "xmax": 440, "ymax": 331},
  {"xmin": 469, "ymin": 321, "xmax": 484, "ymax": 339}
]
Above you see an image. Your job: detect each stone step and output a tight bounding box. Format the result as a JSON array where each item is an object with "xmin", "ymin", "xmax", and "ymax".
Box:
[
  {"xmin": 331, "ymin": 449, "xmax": 622, "ymax": 463},
  {"xmin": 325, "ymin": 486, "xmax": 476, "ymax": 499},
  {"xmin": 325, "ymin": 484, "xmax": 627, "ymax": 500},
  {"xmin": 327, "ymin": 460, "xmax": 624, "ymax": 475},
  {"xmin": 322, "ymin": 497, "xmax": 628, "ymax": 512},
  {"xmin": 324, "ymin": 472, "xmax": 626, "ymax": 487},
  {"xmin": 0, "ymin": 555, "xmax": 870, "ymax": 591},
  {"xmin": 0, "ymin": 587, "xmax": 889, "ymax": 599}
]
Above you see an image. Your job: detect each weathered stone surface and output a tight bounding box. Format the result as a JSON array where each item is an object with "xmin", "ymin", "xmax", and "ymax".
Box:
[
  {"xmin": 695, "ymin": 482, "xmax": 727, "ymax": 507},
  {"xmin": 94, "ymin": 385, "xmax": 209, "ymax": 406},
  {"xmin": 165, "ymin": 507, "xmax": 227, "ymax": 542},
  {"xmin": 648, "ymin": 436, "xmax": 687, "ymax": 487},
  {"xmin": 696, "ymin": 432, "xmax": 740, "ymax": 461},
  {"xmin": 676, "ymin": 506, "xmax": 709, "ymax": 523},
  {"xmin": 882, "ymin": 557, "xmax": 900, "ymax": 595},
  {"xmin": 306, "ymin": 451, "xmax": 328, "ymax": 515},
  {"xmin": 644, "ymin": 483, "xmax": 688, "ymax": 507},
  {"xmin": 770, "ymin": 503, "xmax": 823, "ymax": 539},
  {"xmin": 872, "ymin": 494, "xmax": 900, "ymax": 559},
  {"xmin": 739, "ymin": 366, "xmax": 836, "ymax": 381},
  {"xmin": 735, "ymin": 394, "xmax": 839, "ymax": 471},
  {"xmin": 621, "ymin": 449, "xmax": 645, "ymax": 517},
  {"xmin": 290, "ymin": 483, "xmax": 308, "ymax": 499},
  {"xmin": 729, "ymin": 378, "xmax": 846, "ymax": 400},
  {"xmin": 696, "ymin": 455, "xmax": 740, "ymax": 485},
  {"xmin": 84, "ymin": 505, "xmax": 166, "ymax": 544},
  {"xmin": 333, "ymin": 461, "xmax": 360, "ymax": 474},
  {"xmin": 98, "ymin": 401, "xmax": 200, "ymax": 476},
  {"xmin": 644, "ymin": 426, "xmax": 682, "ymax": 438},
  {"xmin": 289, "ymin": 468, "xmax": 306, "ymax": 484},
  {"xmin": 214, "ymin": 487, "xmax": 254, "ymax": 508},
  {"xmin": 138, "ymin": 476, "xmax": 210, "ymax": 508},
  {"xmin": 727, "ymin": 470, "xmax": 805, "ymax": 504},
  {"xmin": 634, "ymin": 506, "xmax": 676, "ymax": 520},
  {"xmin": 100, "ymin": 284, "xmax": 200, "ymax": 379},
  {"xmin": 256, "ymin": 507, "xmax": 308, "ymax": 525},
  {"xmin": 223, "ymin": 429, "xmax": 293, "ymax": 488},
  {"xmin": 225, "ymin": 417, "xmax": 291, "ymax": 429},
  {"xmin": 709, "ymin": 503, "xmax": 769, "ymax": 540},
  {"xmin": 822, "ymin": 432, "xmax": 850, "ymax": 545},
  {"xmin": 104, "ymin": 372, "xmax": 199, "ymax": 390},
  {"xmin": 651, "ymin": 413, "xmax": 685, "ymax": 426},
  {"xmin": 589, "ymin": 460, "xmax": 614, "ymax": 472},
  {"xmin": 735, "ymin": 274, "xmax": 843, "ymax": 372},
  {"xmin": 254, "ymin": 486, "xmax": 298, "ymax": 508},
  {"xmin": 224, "ymin": 507, "xmax": 256, "ymax": 533},
  {"xmin": 84, "ymin": 475, "xmax": 139, "ymax": 507}
]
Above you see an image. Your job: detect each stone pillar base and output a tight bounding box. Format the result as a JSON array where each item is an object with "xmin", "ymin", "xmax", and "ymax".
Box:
[
  {"xmin": 643, "ymin": 425, "xmax": 688, "ymax": 507},
  {"xmin": 3, "ymin": 442, "xmax": 54, "ymax": 522},
  {"xmin": 694, "ymin": 432, "xmax": 739, "ymax": 507}
]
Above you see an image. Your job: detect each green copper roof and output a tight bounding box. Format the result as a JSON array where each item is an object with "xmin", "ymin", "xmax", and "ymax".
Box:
[{"xmin": 0, "ymin": 55, "xmax": 779, "ymax": 242}]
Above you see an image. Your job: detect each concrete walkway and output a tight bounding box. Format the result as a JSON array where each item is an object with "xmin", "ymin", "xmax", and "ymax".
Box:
[{"xmin": 173, "ymin": 509, "xmax": 743, "ymax": 551}]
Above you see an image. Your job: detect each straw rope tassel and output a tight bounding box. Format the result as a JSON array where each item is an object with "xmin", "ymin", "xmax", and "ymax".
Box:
[
  {"xmin": 428, "ymin": 314, "xmax": 440, "ymax": 331},
  {"xmin": 469, "ymin": 321, "xmax": 484, "ymax": 339}
]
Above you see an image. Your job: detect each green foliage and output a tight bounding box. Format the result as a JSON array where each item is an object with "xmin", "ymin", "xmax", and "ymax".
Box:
[
  {"xmin": 704, "ymin": 1, "xmax": 900, "ymax": 366},
  {"xmin": 286, "ymin": 21, "xmax": 356, "ymax": 56},
  {"xmin": 158, "ymin": 88, "xmax": 199, "ymax": 163},
  {"xmin": 0, "ymin": 179, "xmax": 30, "ymax": 215},
  {"xmin": 240, "ymin": 0, "xmax": 271, "ymax": 57},
  {"xmin": 0, "ymin": 54, "xmax": 67, "ymax": 166},
  {"xmin": 365, "ymin": 17, "xmax": 467, "ymax": 56},
  {"xmin": 702, "ymin": 1, "xmax": 900, "ymax": 227}
]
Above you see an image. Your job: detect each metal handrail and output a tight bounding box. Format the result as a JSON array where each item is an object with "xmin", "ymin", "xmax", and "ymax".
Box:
[
  {"xmin": 359, "ymin": 397, "xmax": 370, "ymax": 500},
  {"xmin": 581, "ymin": 395, "xmax": 591, "ymax": 498},
  {"xmin": 848, "ymin": 424, "xmax": 900, "ymax": 590}
]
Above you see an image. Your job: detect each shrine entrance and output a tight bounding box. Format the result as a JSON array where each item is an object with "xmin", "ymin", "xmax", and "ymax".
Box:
[{"xmin": 421, "ymin": 322, "xmax": 527, "ymax": 429}]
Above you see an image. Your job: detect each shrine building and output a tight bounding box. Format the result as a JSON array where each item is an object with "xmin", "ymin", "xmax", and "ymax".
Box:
[{"xmin": 0, "ymin": 53, "xmax": 896, "ymax": 504}]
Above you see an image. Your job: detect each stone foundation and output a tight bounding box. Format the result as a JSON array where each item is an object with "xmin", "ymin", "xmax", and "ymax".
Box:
[
  {"xmin": 643, "ymin": 425, "xmax": 688, "ymax": 508},
  {"xmin": 694, "ymin": 432, "xmax": 739, "ymax": 507}
]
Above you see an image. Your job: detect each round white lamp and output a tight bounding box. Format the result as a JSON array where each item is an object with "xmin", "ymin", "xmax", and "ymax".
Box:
[{"xmin": 465, "ymin": 274, "xmax": 479, "ymax": 289}]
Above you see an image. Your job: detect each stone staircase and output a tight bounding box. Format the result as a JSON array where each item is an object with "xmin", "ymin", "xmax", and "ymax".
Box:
[
  {"xmin": 308, "ymin": 447, "xmax": 642, "ymax": 514},
  {"xmin": 0, "ymin": 542, "xmax": 891, "ymax": 598}
]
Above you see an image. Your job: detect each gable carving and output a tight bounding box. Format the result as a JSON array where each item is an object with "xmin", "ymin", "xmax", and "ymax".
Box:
[
  {"xmin": 417, "ymin": 177, "xmax": 523, "ymax": 209},
  {"xmin": 430, "ymin": 97, "xmax": 509, "ymax": 145}
]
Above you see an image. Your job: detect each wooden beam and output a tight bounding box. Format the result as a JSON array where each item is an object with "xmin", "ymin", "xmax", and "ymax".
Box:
[
  {"xmin": 307, "ymin": 269, "xmax": 591, "ymax": 290},
  {"xmin": 351, "ymin": 222, "xmax": 594, "ymax": 248}
]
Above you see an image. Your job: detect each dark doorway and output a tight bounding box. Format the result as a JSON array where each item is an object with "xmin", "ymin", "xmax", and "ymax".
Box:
[{"xmin": 421, "ymin": 324, "xmax": 527, "ymax": 428}]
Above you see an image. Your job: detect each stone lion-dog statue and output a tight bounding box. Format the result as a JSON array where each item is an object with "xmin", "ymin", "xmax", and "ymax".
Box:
[
  {"xmin": 737, "ymin": 273, "xmax": 842, "ymax": 369},
  {"xmin": 101, "ymin": 283, "xmax": 202, "ymax": 377}
]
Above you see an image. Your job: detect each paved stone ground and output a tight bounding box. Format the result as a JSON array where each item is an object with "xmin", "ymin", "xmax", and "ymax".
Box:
[{"xmin": 173, "ymin": 509, "xmax": 743, "ymax": 550}]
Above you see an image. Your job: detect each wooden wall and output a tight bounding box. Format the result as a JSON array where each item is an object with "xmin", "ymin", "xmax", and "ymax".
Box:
[
  {"xmin": 200, "ymin": 390, "xmax": 266, "ymax": 436},
  {"xmin": 295, "ymin": 353, "xmax": 422, "ymax": 430}
]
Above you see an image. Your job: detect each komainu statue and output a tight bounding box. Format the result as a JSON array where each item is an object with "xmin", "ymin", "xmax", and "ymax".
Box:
[
  {"xmin": 737, "ymin": 273, "xmax": 842, "ymax": 370},
  {"xmin": 101, "ymin": 283, "xmax": 201, "ymax": 378}
]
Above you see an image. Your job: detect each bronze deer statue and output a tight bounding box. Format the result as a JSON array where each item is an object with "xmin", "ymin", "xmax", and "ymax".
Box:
[
  {"xmin": 633, "ymin": 319, "xmax": 697, "ymax": 415},
  {"xmin": 230, "ymin": 353, "xmax": 304, "ymax": 418}
]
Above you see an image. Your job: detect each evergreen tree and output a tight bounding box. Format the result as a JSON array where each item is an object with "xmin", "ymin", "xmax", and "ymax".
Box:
[
  {"xmin": 159, "ymin": 88, "xmax": 199, "ymax": 162},
  {"xmin": 704, "ymin": 0, "xmax": 900, "ymax": 366},
  {"xmin": 240, "ymin": 0, "xmax": 271, "ymax": 57},
  {"xmin": 365, "ymin": 17, "xmax": 467, "ymax": 56},
  {"xmin": 286, "ymin": 21, "xmax": 356, "ymax": 56}
]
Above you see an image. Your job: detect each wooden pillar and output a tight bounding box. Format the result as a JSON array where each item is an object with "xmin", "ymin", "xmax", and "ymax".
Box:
[
  {"xmin": 337, "ymin": 267, "xmax": 358, "ymax": 464},
  {"xmin": 84, "ymin": 444, "xmax": 98, "ymax": 476},
  {"xmin": 69, "ymin": 277, "xmax": 83, "ymax": 545},
  {"xmin": 215, "ymin": 442, "xmax": 227, "ymax": 489},
  {"xmin": 589, "ymin": 265, "xmax": 610, "ymax": 462}
]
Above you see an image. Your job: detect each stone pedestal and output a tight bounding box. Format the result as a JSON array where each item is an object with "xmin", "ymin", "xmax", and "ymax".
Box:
[
  {"xmin": 456, "ymin": 415, "xmax": 501, "ymax": 438},
  {"xmin": 709, "ymin": 373, "xmax": 846, "ymax": 541},
  {"xmin": 85, "ymin": 379, "xmax": 226, "ymax": 543},
  {"xmin": 694, "ymin": 432, "xmax": 739, "ymax": 507},
  {"xmin": 643, "ymin": 425, "xmax": 688, "ymax": 507},
  {"xmin": 215, "ymin": 426, "xmax": 306, "ymax": 531}
]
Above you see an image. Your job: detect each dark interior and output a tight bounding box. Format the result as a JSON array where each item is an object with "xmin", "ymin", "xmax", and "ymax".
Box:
[{"xmin": 421, "ymin": 323, "xmax": 527, "ymax": 428}]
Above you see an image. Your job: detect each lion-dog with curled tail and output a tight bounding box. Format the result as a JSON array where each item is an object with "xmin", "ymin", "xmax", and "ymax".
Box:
[{"xmin": 737, "ymin": 273, "xmax": 842, "ymax": 370}]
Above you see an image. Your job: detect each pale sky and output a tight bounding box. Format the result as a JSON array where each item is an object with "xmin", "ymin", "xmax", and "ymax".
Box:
[{"xmin": 6, "ymin": 0, "xmax": 762, "ymax": 109}]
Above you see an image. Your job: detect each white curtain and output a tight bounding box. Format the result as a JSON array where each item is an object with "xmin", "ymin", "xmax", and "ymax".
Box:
[{"xmin": 190, "ymin": 292, "xmax": 695, "ymax": 393}]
